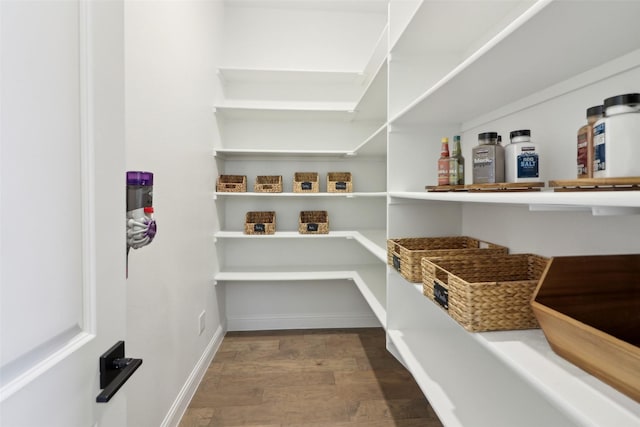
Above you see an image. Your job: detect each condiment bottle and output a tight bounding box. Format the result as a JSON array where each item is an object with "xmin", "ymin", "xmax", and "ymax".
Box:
[
  {"xmin": 449, "ymin": 135, "xmax": 465, "ymax": 185},
  {"xmin": 594, "ymin": 93, "xmax": 640, "ymax": 178},
  {"xmin": 577, "ymin": 105, "xmax": 604, "ymax": 178},
  {"xmin": 472, "ymin": 132, "xmax": 504, "ymax": 184},
  {"xmin": 505, "ymin": 130, "xmax": 540, "ymax": 183},
  {"xmin": 438, "ymin": 137, "xmax": 450, "ymax": 186}
]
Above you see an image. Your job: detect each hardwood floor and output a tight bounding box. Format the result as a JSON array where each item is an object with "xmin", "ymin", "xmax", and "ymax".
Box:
[{"xmin": 179, "ymin": 328, "xmax": 443, "ymax": 427}]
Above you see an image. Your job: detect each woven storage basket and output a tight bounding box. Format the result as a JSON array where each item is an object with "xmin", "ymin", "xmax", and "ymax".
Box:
[
  {"xmin": 254, "ymin": 175, "xmax": 283, "ymax": 193},
  {"xmin": 298, "ymin": 210, "xmax": 328, "ymax": 234},
  {"xmin": 244, "ymin": 211, "xmax": 276, "ymax": 235},
  {"xmin": 422, "ymin": 253, "xmax": 549, "ymax": 332},
  {"xmin": 387, "ymin": 236, "xmax": 508, "ymax": 283},
  {"xmin": 216, "ymin": 175, "xmax": 247, "ymax": 192},
  {"xmin": 293, "ymin": 172, "xmax": 319, "ymax": 193},
  {"xmin": 327, "ymin": 172, "xmax": 352, "ymax": 193}
]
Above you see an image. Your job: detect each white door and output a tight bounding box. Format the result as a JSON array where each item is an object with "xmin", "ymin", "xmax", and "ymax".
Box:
[{"xmin": 1, "ymin": 1, "xmax": 129, "ymax": 426}]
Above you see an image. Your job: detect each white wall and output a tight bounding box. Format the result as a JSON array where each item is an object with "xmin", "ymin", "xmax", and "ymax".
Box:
[
  {"xmin": 124, "ymin": 2, "xmax": 224, "ymax": 426},
  {"xmin": 222, "ymin": 2, "xmax": 387, "ymax": 70}
]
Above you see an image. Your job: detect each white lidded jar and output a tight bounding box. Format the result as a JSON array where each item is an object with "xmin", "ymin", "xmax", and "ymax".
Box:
[
  {"xmin": 594, "ymin": 93, "xmax": 640, "ymax": 178},
  {"xmin": 505, "ymin": 129, "xmax": 540, "ymax": 183}
]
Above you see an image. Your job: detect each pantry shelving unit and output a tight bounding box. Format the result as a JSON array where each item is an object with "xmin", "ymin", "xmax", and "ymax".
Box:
[
  {"xmin": 385, "ymin": 0, "xmax": 640, "ymax": 426},
  {"xmin": 213, "ymin": 1, "xmax": 640, "ymax": 425},
  {"xmin": 214, "ymin": 19, "xmax": 389, "ymax": 329}
]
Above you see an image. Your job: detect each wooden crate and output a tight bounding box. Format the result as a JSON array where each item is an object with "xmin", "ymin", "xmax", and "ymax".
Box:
[
  {"xmin": 532, "ymin": 254, "xmax": 640, "ymax": 402},
  {"xmin": 298, "ymin": 210, "xmax": 328, "ymax": 234},
  {"xmin": 216, "ymin": 175, "xmax": 247, "ymax": 192},
  {"xmin": 244, "ymin": 211, "xmax": 276, "ymax": 235},
  {"xmin": 387, "ymin": 236, "xmax": 508, "ymax": 283},
  {"xmin": 254, "ymin": 175, "xmax": 283, "ymax": 193},
  {"xmin": 422, "ymin": 253, "xmax": 549, "ymax": 332},
  {"xmin": 327, "ymin": 172, "xmax": 352, "ymax": 193},
  {"xmin": 293, "ymin": 172, "xmax": 319, "ymax": 193}
]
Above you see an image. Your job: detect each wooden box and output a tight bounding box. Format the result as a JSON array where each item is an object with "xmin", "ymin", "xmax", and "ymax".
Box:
[
  {"xmin": 298, "ymin": 210, "xmax": 328, "ymax": 234},
  {"xmin": 327, "ymin": 172, "xmax": 352, "ymax": 193},
  {"xmin": 531, "ymin": 255, "xmax": 640, "ymax": 402},
  {"xmin": 244, "ymin": 211, "xmax": 276, "ymax": 235},
  {"xmin": 293, "ymin": 172, "xmax": 319, "ymax": 193},
  {"xmin": 216, "ymin": 175, "xmax": 247, "ymax": 192},
  {"xmin": 387, "ymin": 236, "xmax": 508, "ymax": 283},
  {"xmin": 422, "ymin": 253, "xmax": 548, "ymax": 332},
  {"xmin": 254, "ymin": 175, "xmax": 283, "ymax": 193}
]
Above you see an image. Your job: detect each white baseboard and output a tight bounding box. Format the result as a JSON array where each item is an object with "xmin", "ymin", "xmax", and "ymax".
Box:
[
  {"xmin": 227, "ymin": 312, "xmax": 380, "ymax": 331},
  {"xmin": 160, "ymin": 324, "xmax": 225, "ymax": 427}
]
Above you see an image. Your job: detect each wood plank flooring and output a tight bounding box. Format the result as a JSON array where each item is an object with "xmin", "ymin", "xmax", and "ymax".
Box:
[{"xmin": 179, "ymin": 328, "xmax": 443, "ymax": 427}]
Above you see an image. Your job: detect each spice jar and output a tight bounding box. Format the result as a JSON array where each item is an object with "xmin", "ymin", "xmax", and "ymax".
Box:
[
  {"xmin": 505, "ymin": 130, "xmax": 540, "ymax": 183},
  {"xmin": 577, "ymin": 105, "xmax": 604, "ymax": 178},
  {"xmin": 472, "ymin": 132, "xmax": 504, "ymax": 184}
]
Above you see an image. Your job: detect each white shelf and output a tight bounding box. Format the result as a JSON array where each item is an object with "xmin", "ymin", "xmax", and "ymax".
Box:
[
  {"xmin": 214, "ymin": 191, "xmax": 387, "ymax": 199},
  {"xmin": 352, "ymin": 123, "xmax": 387, "ymax": 157},
  {"xmin": 390, "ymin": 0, "xmax": 640, "ymax": 125},
  {"xmin": 217, "ymin": 67, "xmax": 362, "ymax": 85},
  {"xmin": 214, "ymin": 229, "xmax": 387, "ymax": 262},
  {"xmin": 215, "ymin": 264, "xmax": 387, "ymax": 327},
  {"xmin": 387, "ymin": 278, "xmax": 640, "ymax": 427},
  {"xmin": 389, "ymin": 191, "xmax": 640, "ymax": 212},
  {"xmin": 213, "ymin": 103, "xmax": 355, "ymax": 121},
  {"xmin": 214, "ymin": 130, "xmax": 387, "ymax": 158}
]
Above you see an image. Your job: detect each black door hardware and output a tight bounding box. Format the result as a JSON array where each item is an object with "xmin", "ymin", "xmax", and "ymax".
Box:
[{"xmin": 96, "ymin": 341, "xmax": 142, "ymax": 403}]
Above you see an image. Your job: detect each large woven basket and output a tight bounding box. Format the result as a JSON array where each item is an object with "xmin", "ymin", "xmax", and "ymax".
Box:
[
  {"xmin": 293, "ymin": 172, "xmax": 319, "ymax": 193},
  {"xmin": 387, "ymin": 236, "xmax": 508, "ymax": 282},
  {"xmin": 216, "ymin": 175, "xmax": 247, "ymax": 192},
  {"xmin": 254, "ymin": 175, "xmax": 283, "ymax": 193},
  {"xmin": 298, "ymin": 210, "xmax": 328, "ymax": 234},
  {"xmin": 244, "ymin": 211, "xmax": 276, "ymax": 235},
  {"xmin": 327, "ymin": 172, "xmax": 352, "ymax": 193},
  {"xmin": 422, "ymin": 253, "xmax": 549, "ymax": 332}
]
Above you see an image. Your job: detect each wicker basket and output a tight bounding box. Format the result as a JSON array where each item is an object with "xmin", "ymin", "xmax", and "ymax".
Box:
[
  {"xmin": 254, "ymin": 175, "xmax": 283, "ymax": 193},
  {"xmin": 293, "ymin": 172, "xmax": 319, "ymax": 193},
  {"xmin": 387, "ymin": 236, "xmax": 508, "ymax": 283},
  {"xmin": 216, "ymin": 175, "xmax": 247, "ymax": 192},
  {"xmin": 327, "ymin": 172, "xmax": 352, "ymax": 193},
  {"xmin": 422, "ymin": 253, "xmax": 549, "ymax": 332},
  {"xmin": 244, "ymin": 211, "xmax": 276, "ymax": 235},
  {"xmin": 298, "ymin": 210, "xmax": 328, "ymax": 234}
]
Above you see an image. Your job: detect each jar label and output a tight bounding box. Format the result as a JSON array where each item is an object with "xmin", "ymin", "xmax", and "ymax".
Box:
[
  {"xmin": 577, "ymin": 131, "xmax": 589, "ymax": 176},
  {"xmin": 594, "ymin": 122, "xmax": 606, "ymax": 172},
  {"xmin": 517, "ymin": 148, "xmax": 539, "ymax": 178}
]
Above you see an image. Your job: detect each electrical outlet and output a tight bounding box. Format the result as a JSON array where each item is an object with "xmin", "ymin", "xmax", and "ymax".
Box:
[{"xmin": 198, "ymin": 310, "xmax": 206, "ymax": 336}]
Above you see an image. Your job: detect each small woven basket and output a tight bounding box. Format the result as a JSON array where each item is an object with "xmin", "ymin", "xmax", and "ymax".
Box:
[
  {"xmin": 387, "ymin": 236, "xmax": 508, "ymax": 282},
  {"xmin": 327, "ymin": 172, "xmax": 352, "ymax": 193},
  {"xmin": 293, "ymin": 172, "xmax": 319, "ymax": 193},
  {"xmin": 216, "ymin": 175, "xmax": 247, "ymax": 192},
  {"xmin": 298, "ymin": 210, "xmax": 328, "ymax": 234},
  {"xmin": 254, "ymin": 175, "xmax": 283, "ymax": 193},
  {"xmin": 422, "ymin": 253, "xmax": 549, "ymax": 332},
  {"xmin": 244, "ymin": 211, "xmax": 276, "ymax": 235}
]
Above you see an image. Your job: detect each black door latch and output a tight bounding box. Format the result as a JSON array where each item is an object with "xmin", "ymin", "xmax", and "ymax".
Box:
[{"xmin": 96, "ymin": 341, "xmax": 142, "ymax": 403}]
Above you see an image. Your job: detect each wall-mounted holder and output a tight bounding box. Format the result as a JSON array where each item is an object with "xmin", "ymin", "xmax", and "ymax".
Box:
[{"xmin": 96, "ymin": 341, "xmax": 142, "ymax": 403}]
